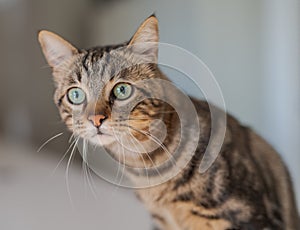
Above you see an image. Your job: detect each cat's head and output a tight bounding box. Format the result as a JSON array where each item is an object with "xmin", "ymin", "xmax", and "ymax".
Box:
[{"xmin": 38, "ymin": 16, "xmax": 175, "ymax": 161}]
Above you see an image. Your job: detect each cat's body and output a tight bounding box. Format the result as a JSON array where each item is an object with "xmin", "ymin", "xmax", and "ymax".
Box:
[
  {"xmin": 134, "ymin": 99, "xmax": 299, "ymax": 229},
  {"xmin": 38, "ymin": 15, "xmax": 299, "ymax": 229}
]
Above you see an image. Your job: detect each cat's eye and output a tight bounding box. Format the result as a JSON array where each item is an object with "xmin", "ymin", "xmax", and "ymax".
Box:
[
  {"xmin": 113, "ymin": 83, "xmax": 133, "ymax": 100},
  {"xmin": 67, "ymin": 87, "xmax": 86, "ymax": 105}
]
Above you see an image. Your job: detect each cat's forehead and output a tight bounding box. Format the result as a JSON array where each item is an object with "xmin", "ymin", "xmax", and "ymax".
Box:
[
  {"xmin": 75, "ymin": 44, "xmax": 133, "ymax": 97},
  {"xmin": 76, "ymin": 40, "xmax": 154, "ymax": 78},
  {"xmin": 61, "ymin": 43, "xmax": 153, "ymax": 99}
]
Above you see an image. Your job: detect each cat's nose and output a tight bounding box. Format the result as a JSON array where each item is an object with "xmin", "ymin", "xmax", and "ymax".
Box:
[{"xmin": 88, "ymin": 114, "xmax": 106, "ymax": 127}]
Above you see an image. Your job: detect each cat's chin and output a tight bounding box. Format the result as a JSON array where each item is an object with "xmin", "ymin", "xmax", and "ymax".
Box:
[{"xmin": 88, "ymin": 134, "xmax": 116, "ymax": 146}]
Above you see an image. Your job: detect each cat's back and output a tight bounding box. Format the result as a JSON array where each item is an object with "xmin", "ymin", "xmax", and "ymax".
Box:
[
  {"xmin": 247, "ymin": 129, "xmax": 299, "ymax": 229},
  {"xmin": 192, "ymin": 98, "xmax": 299, "ymax": 229}
]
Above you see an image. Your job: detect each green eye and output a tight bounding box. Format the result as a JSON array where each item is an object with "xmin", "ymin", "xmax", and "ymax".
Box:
[
  {"xmin": 67, "ymin": 87, "xmax": 86, "ymax": 105},
  {"xmin": 113, "ymin": 83, "xmax": 133, "ymax": 100}
]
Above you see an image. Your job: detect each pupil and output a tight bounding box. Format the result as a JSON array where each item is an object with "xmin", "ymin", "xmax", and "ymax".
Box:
[
  {"xmin": 74, "ymin": 91, "xmax": 79, "ymax": 99},
  {"xmin": 119, "ymin": 86, "xmax": 126, "ymax": 94}
]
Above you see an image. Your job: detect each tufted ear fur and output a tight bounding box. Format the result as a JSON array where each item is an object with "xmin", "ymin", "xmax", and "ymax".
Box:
[{"xmin": 38, "ymin": 30, "xmax": 78, "ymax": 68}]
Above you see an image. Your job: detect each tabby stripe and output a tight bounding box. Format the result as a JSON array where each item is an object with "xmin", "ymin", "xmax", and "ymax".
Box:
[
  {"xmin": 104, "ymin": 52, "xmax": 110, "ymax": 65},
  {"xmin": 139, "ymin": 109, "xmax": 151, "ymax": 117},
  {"xmin": 205, "ymin": 162, "xmax": 219, "ymax": 194},
  {"xmin": 197, "ymin": 164, "xmax": 222, "ymax": 209},
  {"xmin": 251, "ymin": 136, "xmax": 281, "ymax": 211},
  {"xmin": 135, "ymin": 86, "xmax": 152, "ymax": 98},
  {"xmin": 226, "ymin": 124, "xmax": 274, "ymax": 224},
  {"xmin": 242, "ymin": 128, "xmax": 276, "ymax": 221},
  {"xmin": 172, "ymin": 156, "xmax": 198, "ymax": 190},
  {"xmin": 131, "ymin": 103, "xmax": 157, "ymax": 118},
  {"xmin": 173, "ymin": 191, "xmax": 194, "ymax": 202},
  {"xmin": 57, "ymin": 95, "xmax": 64, "ymax": 107},
  {"xmin": 191, "ymin": 210, "xmax": 221, "ymax": 220},
  {"xmin": 139, "ymin": 99, "xmax": 161, "ymax": 109},
  {"xmin": 150, "ymin": 99, "xmax": 161, "ymax": 108},
  {"xmin": 152, "ymin": 214, "xmax": 166, "ymax": 224},
  {"xmin": 91, "ymin": 50, "xmax": 98, "ymax": 62},
  {"xmin": 68, "ymin": 78, "xmax": 76, "ymax": 84},
  {"xmin": 63, "ymin": 115, "xmax": 72, "ymax": 123},
  {"xmin": 82, "ymin": 52, "xmax": 89, "ymax": 72},
  {"xmin": 125, "ymin": 155, "xmax": 176, "ymax": 180},
  {"xmin": 125, "ymin": 139, "xmax": 183, "ymax": 178},
  {"xmin": 76, "ymin": 70, "xmax": 82, "ymax": 82},
  {"xmin": 62, "ymin": 107, "xmax": 71, "ymax": 114},
  {"xmin": 172, "ymin": 139, "xmax": 208, "ymax": 190},
  {"xmin": 242, "ymin": 127, "xmax": 270, "ymax": 200}
]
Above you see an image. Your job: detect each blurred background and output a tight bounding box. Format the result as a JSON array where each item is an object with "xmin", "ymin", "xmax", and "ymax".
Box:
[{"xmin": 0, "ymin": 0, "xmax": 299, "ymax": 229}]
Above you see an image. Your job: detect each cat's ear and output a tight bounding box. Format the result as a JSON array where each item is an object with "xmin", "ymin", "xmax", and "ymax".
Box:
[
  {"xmin": 38, "ymin": 30, "xmax": 78, "ymax": 68},
  {"xmin": 128, "ymin": 15, "xmax": 159, "ymax": 62}
]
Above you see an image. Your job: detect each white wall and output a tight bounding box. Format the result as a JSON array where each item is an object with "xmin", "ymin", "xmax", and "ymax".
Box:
[{"xmin": 262, "ymin": 0, "xmax": 300, "ymax": 208}]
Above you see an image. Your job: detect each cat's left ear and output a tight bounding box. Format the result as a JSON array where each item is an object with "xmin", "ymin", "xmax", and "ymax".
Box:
[
  {"xmin": 129, "ymin": 15, "xmax": 159, "ymax": 62},
  {"xmin": 38, "ymin": 30, "xmax": 78, "ymax": 69}
]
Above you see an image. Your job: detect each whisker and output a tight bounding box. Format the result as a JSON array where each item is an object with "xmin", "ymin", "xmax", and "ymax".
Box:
[
  {"xmin": 134, "ymin": 110, "xmax": 176, "ymax": 115},
  {"xmin": 114, "ymin": 118, "xmax": 150, "ymax": 122},
  {"xmin": 114, "ymin": 131, "xmax": 123, "ymax": 186},
  {"xmin": 37, "ymin": 132, "xmax": 64, "ymax": 152},
  {"xmin": 111, "ymin": 110, "xmax": 176, "ymax": 123},
  {"xmin": 126, "ymin": 127, "xmax": 169, "ymax": 185},
  {"xmin": 111, "ymin": 133, "xmax": 126, "ymax": 194},
  {"xmin": 68, "ymin": 133, "xmax": 75, "ymax": 143},
  {"xmin": 65, "ymin": 137, "xmax": 80, "ymax": 206},
  {"xmin": 116, "ymin": 134, "xmax": 126, "ymax": 187},
  {"xmin": 51, "ymin": 137, "xmax": 78, "ymax": 176},
  {"xmin": 82, "ymin": 139, "xmax": 98, "ymax": 199},
  {"xmin": 128, "ymin": 126, "xmax": 178, "ymax": 170},
  {"xmin": 126, "ymin": 132, "xmax": 151, "ymax": 185},
  {"xmin": 40, "ymin": 64, "xmax": 51, "ymax": 69}
]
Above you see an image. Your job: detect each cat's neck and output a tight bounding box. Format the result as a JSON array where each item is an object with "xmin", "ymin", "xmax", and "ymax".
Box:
[{"xmin": 106, "ymin": 103, "xmax": 180, "ymax": 167}]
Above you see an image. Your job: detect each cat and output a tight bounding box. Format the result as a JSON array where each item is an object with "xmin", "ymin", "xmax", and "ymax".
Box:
[{"xmin": 38, "ymin": 15, "xmax": 299, "ymax": 230}]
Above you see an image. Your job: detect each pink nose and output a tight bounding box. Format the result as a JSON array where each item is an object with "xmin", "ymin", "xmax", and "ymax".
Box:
[{"xmin": 88, "ymin": 114, "xmax": 106, "ymax": 127}]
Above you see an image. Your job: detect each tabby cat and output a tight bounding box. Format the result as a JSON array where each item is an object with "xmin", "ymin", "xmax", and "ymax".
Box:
[{"xmin": 38, "ymin": 15, "xmax": 299, "ymax": 229}]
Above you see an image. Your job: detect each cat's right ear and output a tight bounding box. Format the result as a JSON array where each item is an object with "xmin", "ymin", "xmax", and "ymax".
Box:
[{"xmin": 38, "ymin": 30, "xmax": 78, "ymax": 68}]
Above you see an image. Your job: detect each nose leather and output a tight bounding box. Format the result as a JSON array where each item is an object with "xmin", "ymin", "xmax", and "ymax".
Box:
[{"xmin": 88, "ymin": 114, "xmax": 106, "ymax": 127}]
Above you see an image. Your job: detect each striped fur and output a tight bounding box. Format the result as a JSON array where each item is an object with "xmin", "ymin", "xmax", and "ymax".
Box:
[{"xmin": 38, "ymin": 15, "xmax": 299, "ymax": 229}]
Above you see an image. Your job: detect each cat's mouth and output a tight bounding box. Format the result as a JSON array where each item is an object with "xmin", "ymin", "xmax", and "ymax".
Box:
[
  {"xmin": 96, "ymin": 129, "xmax": 104, "ymax": 135},
  {"xmin": 89, "ymin": 127, "xmax": 116, "ymax": 146},
  {"xmin": 91, "ymin": 134, "xmax": 115, "ymax": 146},
  {"xmin": 94, "ymin": 129, "xmax": 112, "ymax": 137}
]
